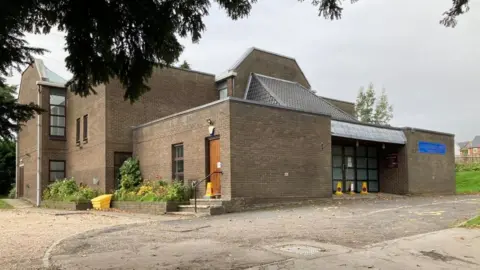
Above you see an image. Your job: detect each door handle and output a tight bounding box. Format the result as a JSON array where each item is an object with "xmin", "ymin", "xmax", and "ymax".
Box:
[{"xmin": 342, "ymin": 163, "xmax": 346, "ymax": 171}]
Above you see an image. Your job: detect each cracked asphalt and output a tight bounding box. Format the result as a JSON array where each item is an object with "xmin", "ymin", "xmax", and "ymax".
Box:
[{"xmin": 50, "ymin": 194, "xmax": 480, "ymax": 269}]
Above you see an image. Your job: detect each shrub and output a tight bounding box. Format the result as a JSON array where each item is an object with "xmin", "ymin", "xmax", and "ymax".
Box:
[
  {"xmin": 119, "ymin": 157, "xmax": 142, "ymax": 190},
  {"xmin": 165, "ymin": 181, "xmax": 192, "ymax": 202},
  {"xmin": 43, "ymin": 178, "xmax": 102, "ymax": 203},
  {"xmin": 113, "ymin": 180, "xmax": 191, "ymax": 202},
  {"xmin": 456, "ymin": 163, "xmax": 480, "ymax": 172},
  {"xmin": 8, "ymin": 186, "xmax": 16, "ymax": 198}
]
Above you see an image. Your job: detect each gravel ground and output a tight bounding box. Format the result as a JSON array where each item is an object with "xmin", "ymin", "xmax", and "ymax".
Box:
[
  {"xmin": 0, "ymin": 207, "xmax": 180, "ymax": 270},
  {"xmin": 50, "ymin": 195, "xmax": 480, "ymax": 269}
]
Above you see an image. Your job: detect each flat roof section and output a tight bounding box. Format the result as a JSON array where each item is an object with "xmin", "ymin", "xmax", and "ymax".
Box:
[{"xmin": 332, "ymin": 120, "xmax": 407, "ymax": 144}]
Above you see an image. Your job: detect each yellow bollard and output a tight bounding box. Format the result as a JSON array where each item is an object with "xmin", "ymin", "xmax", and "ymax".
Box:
[
  {"xmin": 335, "ymin": 182, "xmax": 343, "ymax": 195},
  {"xmin": 361, "ymin": 182, "xmax": 368, "ymax": 194},
  {"xmin": 204, "ymin": 182, "xmax": 213, "ymax": 198}
]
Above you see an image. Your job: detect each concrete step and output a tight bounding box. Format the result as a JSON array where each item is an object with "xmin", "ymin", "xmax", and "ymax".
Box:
[
  {"xmin": 177, "ymin": 204, "xmax": 225, "ymax": 215},
  {"xmin": 189, "ymin": 199, "xmax": 224, "ymax": 206}
]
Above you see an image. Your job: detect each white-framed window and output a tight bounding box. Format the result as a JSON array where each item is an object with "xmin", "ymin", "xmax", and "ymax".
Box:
[{"xmin": 474, "ymin": 148, "xmax": 478, "ymax": 154}]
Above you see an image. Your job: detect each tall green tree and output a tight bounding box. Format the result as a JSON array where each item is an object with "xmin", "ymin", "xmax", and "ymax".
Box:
[
  {"xmin": 0, "ymin": 138, "xmax": 15, "ymax": 195},
  {"xmin": 355, "ymin": 83, "xmax": 393, "ymax": 125},
  {"xmin": 0, "ymin": 84, "xmax": 43, "ymax": 140},
  {"xmin": 0, "ymin": 1, "xmax": 471, "ymax": 134},
  {"xmin": 179, "ymin": 60, "xmax": 191, "ymax": 70}
]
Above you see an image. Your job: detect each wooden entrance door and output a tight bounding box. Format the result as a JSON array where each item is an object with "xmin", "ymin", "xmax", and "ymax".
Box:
[
  {"xmin": 18, "ymin": 166, "xmax": 24, "ymax": 197},
  {"xmin": 208, "ymin": 139, "xmax": 221, "ymax": 196}
]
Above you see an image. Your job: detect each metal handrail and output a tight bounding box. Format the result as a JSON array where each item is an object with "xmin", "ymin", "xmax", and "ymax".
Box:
[{"xmin": 191, "ymin": 171, "xmax": 223, "ymax": 213}]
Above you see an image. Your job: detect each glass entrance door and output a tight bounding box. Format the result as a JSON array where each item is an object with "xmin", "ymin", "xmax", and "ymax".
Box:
[
  {"xmin": 332, "ymin": 144, "xmax": 379, "ymax": 193},
  {"xmin": 332, "ymin": 145, "xmax": 355, "ymax": 193}
]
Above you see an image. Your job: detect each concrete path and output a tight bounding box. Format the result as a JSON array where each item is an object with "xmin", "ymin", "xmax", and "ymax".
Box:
[
  {"xmin": 2, "ymin": 198, "xmax": 33, "ymax": 209},
  {"xmin": 48, "ymin": 194, "xmax": 480, "ymax": 269}
]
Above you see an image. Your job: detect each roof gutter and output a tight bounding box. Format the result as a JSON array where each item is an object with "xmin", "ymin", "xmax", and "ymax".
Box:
[{"xmin": 36, "ymin": 81, "xmax": 66, "ymax": 88}]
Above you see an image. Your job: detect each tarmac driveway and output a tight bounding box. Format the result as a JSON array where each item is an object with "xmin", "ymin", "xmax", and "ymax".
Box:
[{"xmin": 50, "ymin": 195, "xmax": 480, "ymax": 269}]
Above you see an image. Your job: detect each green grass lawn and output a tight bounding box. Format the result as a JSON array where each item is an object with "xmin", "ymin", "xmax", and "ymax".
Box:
[
  {"xmin": 0, "ymin": 199, "xmax": 13, "ymax": 209},
  {"xmin": 456, "ymin": 171, "xmax": 480, "ymax": 194},
  {"xmin": 462, "ymin": 216, "xmax": 480, "ymax": 228}
]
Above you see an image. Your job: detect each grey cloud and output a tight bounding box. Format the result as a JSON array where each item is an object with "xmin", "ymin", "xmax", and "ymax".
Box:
[{"xmin": 8, "ymin": 0, "xmax": 479, "ymax": 140}]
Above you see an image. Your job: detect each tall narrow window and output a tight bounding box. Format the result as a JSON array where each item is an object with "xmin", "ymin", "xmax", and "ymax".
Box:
[
  {"xmin": 49, "ymin": 160, "xmax": 65, "ymax": 182},
  {"xmin": 83, "ymin": 114, "xmax": 88, "ymax": 142},
  {"xmin": 172, "ymin": 144, "xmax": 184, "ymax": 181},
  {"xmin": 76, "ymin": 118, "xmax": 80, "ymax": 144},
  {"xmin": 49, "ymin": 88, "xmax": 66, "ymax": 138}
]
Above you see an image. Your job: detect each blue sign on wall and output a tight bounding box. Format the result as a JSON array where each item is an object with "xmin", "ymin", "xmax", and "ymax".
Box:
[{"xmin": 418, "ymin": 141, "xmax": 446, "ymax": 155}]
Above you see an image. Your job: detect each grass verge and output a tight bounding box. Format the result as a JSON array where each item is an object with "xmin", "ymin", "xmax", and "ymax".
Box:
[
  {"xmin": 0, "ymin": 199, "xmax": 13, "ymax": 209},
  {"xmin": 461, "ymin": 216, "xmax": 480, "ymax": 228},
  {"xmin": 456, "ymin": 171, "xmax": 480, "ymax": 194}
]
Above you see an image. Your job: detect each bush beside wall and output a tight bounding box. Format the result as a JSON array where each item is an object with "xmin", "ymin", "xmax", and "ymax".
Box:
[{"xmin": 456, "ymin": 163, "xmax": 480, "ymax": 172}]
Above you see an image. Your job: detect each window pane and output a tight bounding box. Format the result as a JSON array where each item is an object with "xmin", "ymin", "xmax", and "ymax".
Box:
[
  {"xmin": 76, "ymin": 118, "xmax": 80, "ymax": 141},
  {"xmin": 50, "ymin": 116, "xmax": 65, "ymax": 127},
  {"xmin": 344, "ymin": 156, "xmax": 354, "ymax": 168},
  {"xmin": 332, "ymin": 146, "xmax": 342, "ymax": 155},
  {"xmin": 345, "ymin": 168, "xmax": 354, "ymax": 180},
  {"xmin": 356, "ymin": 181, "xmax": 364, "ymax": 193},
  {"xmin": 356, "ymin": 146, "xmax": 366, "ymax": 156},
  {"xmin": 368, "ymin": 158, "xmax": 377, "ymax": 169},
  {"xmin": 369, "ymin": 181, "xmax": 379, "ymax": 192},
  {"xmin": 50, "ymin": 127, "xmax": 65, "ymax": 136},
  {"xmin": 368, "ymin": 170, "xmax": 378, "ymax": 180},
  {"xmin": 332, "ymin": 168, "xmax": 342, "ymax": 180},
  {"xmin": 357, "ymin": 169, "xmax": 367, "ymax": 180},
  {"xmin": 344, "ymin": 147, "xmax": 354, "ymax": 156},
  {"xmin": 50, "ymin": 161, "xmax": 65, "ymax": 171},
  {"xmin": 357, "ymin": 157, "xmax": 367, "ymax": 168},
  {"xmin": 49, "ymin": 89, "xmax": 66, "ymax": 105},
  {"xmin": 50, "ymin": 105, "xmax": 65, "ymax": 115},
  {"xmin": 50, "ymin": 171, "xmax": 65, "ymax": 181},
  {"xmin": 332, "ymin": 156, "xmax": 342, "ymax": 167},
  {"xmin": 368, "ymin": 147, "xmax": 377, "ymax": 157},
  {"xmin": 219, "ymin": 88, "xmax": 228, "ymax": 99},
  {"xmin": 176, "ymin": 160, "xmax": 184, "ymax": 173},
  {"xmin": 83, "ymin": 115, "xmax": 88, "ymax": 139},
  {"xmin": 175, "ymin": 145, "xmax": 183, "ymax": 158}
]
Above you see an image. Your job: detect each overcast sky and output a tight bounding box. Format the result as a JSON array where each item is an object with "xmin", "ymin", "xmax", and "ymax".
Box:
[{"xmin": 6, "ymin": 0, "xmax": 479, "ymax": 141}]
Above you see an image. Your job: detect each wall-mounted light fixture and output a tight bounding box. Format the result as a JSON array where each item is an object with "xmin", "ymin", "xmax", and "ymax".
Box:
[
  {"xmin": 356, "ymin": 140, "xmax": 359, "ymax": 148},
  {"xmin": 207, "ymin": 119, "xmax": 215, "ymax": 136},
  {"xmin": 382, "ymin": 143, "xmax": 386, "ymax": 150}
]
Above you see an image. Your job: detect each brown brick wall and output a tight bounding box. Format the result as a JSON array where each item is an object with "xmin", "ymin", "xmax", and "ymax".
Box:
[
  {"xmin": 17, "ymin": 65, "xmax": 40, "ymax": 202},
  {"xmin": 404, "ymin": 129, "xmax": 455, "ymax": 194},
  {"xmin": 233, "ymin": 49, "xmax": 311, "ymax": 99},
  {"xmin": 133, "ymin": 101, "xmax": 231, "ymax": 198},
  {"xmin": 229, "ymin": 100, "xmax": 332, "ymax": 200},
  {"xmin": 64, "ymin": 85, "xmax": 107, "ymax": 191},
  {"xmin": 106, "ymin": 67, "xmax": 217, "ymax": 190},
  {"xmin": 321, "ymin": 97, "xmax": 355, "ymax": 117}
]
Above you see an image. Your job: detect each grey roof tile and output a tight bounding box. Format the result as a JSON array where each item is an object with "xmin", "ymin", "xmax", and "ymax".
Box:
[
  {"xmin": 472, "ymin": 136, "xmax": 480, "ymax": 147},
  {"xmin": 245, "ymin": 73, "xmax": 357, "ymax": 122}
]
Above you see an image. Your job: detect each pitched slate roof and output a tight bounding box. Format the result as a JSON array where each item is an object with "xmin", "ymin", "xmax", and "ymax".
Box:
[
  {"xmin": 34, "ymin": 59, "xmax": 68, "ymax": 85},
  {"xmin": 458, "ymin": 141, "xmax": 470, "ymax": 149},
  {"xmin": 472, "ymin": 136, "xmax": 480, "ymax": 147},
  {"xmin": 245, "ymin": 73, "xmax": 357, "ymax": 122}
]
